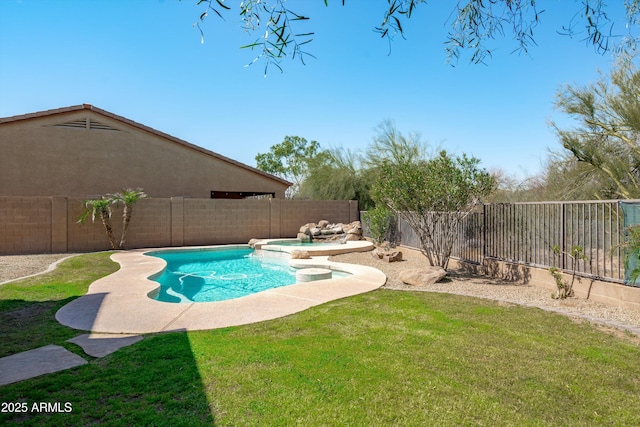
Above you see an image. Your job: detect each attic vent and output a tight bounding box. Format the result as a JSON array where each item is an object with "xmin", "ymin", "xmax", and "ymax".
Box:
[
  {"xmin": 89, "ymin": 120, "xmax": 119, "ymax": 131},
  {"xmin": 55, "ymin": 119, "xmax": 87, "ymax": 129},
  {"xmin": 53, "ymin": 118, "xmax": 120, "ymax": 131}
]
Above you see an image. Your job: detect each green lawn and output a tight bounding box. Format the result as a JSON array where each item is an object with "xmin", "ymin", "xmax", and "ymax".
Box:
[{"xmin": 1, "ymin": 253, "xmax": 639, "ymax": 426}]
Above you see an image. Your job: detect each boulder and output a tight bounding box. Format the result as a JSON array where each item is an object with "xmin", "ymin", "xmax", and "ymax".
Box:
[
  {"xmin": 248, "ymin": 238, "xmax": 261, "ymax": 248},
  {"xmin": 310, "ymin": 227, "xmax": 322, "ymax": 236},
  {"xmin": 297, "ymin": 233, "xmax": 312, "ymax": 242},
  {"xmin": 399, "ymin": 268, "xmax": 447, "ymax": 286},
  {"xmin": 345, "ymin": 221, "xmax": 363, "ymax": 235},
  {"xmin": 342, "ymin": 233, "xmax": 361, "ymax": 242},
  {"xmin": 371, "ymin": 248, "xmax": 402, "ymax": 262},
  {"xmin": 383, "ymin": 251, "xmax": 403, "ymax": 263},
  {"xmin": 299, "ymin": 223, "xmax": 316, "ymax": 235},
  {"xmin": 318, "ymin": 220, "xmax": 330, "ymax": 228},
  {"xmin": 290, "ymin": 250, "xmax": 311, "ymax": 259}
]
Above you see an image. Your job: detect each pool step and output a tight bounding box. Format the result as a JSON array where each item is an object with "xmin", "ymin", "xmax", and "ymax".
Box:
[{"xmin": 296, "ymin": 268, "xmax": 332, "ymax": 283}]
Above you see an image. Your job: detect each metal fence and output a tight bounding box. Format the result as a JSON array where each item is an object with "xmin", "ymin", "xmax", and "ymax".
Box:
[{"xmin": 362, "ymin": 200, "xmax": 640, "ymax": 285}]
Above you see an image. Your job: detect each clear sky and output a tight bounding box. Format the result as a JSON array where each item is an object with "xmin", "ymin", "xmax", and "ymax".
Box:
[{"xmin": 0, "ymin": 1, "xmax": 631, "ymax": 181}]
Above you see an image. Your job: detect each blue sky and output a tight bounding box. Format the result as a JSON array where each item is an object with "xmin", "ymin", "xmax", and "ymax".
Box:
[{"xmin": 0, "ymin": 1, "xmax": 631, "ymax": 181}]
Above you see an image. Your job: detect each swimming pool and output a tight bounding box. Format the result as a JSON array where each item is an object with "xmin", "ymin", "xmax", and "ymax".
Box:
[{"xmin": 147, "ymin": 248, "xmax": 348, "ymax": 303}]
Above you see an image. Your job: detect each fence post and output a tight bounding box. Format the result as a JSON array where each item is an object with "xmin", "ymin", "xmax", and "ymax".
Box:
[
  {"xmin": 170, "ymin": 197, "xmax": 184, "ymax": 247},
  {"xmin": 561, "ymin": 202, "xmax": 566, "ymax": 271},
  {"xmin": 51, "ymin": 196, "xmax": 68, "ymax": 253},
  {"xmin": 482, "ymin": 204, "xmax": 487, "ymax": 263},
  {"xmin": 269, "ymin": 198, "xmax": 282, "ymax": 238}
]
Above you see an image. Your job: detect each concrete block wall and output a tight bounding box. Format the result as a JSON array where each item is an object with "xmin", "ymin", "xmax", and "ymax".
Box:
[
  {"xmin": 0, "ymin": 197, "xmax": 52, "ymax": 254},
  {"xmin": 182, "ymin": 199, "xmax": 271, "ymax": 246},
  {"xmin": 0, "ymin": 197, "xmax": 358, "ymax": 255}
]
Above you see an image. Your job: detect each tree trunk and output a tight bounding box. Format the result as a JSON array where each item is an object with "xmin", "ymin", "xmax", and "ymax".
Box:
[
  {"xmin": 100, "ymin": 210, "xmax": 118, "ymax": 250},
  {"xmin": 119, "ymin": 205, "xmax": 133, "ymax": 249}
]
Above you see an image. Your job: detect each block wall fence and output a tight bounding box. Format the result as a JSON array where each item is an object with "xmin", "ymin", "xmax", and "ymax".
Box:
[{"xmin": 0, "ymin": 197, "xmax": 360, "ymax": 255}]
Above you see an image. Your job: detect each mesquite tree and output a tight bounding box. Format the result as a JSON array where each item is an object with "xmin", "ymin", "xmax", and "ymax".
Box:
[{"xmin": 372, "ymin": 150, "xmax": 495, "ymax": 269}]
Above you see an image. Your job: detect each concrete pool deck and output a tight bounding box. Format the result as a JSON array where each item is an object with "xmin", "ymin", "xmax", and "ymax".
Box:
[{"xmin": 56, "ymin": 245, "xmax": 386, "ymax": 334}]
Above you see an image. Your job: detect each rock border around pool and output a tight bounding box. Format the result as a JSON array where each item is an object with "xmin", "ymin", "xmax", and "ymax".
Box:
[{"xmin": 55, "ymin": 245, "xmax": 386, "ymax": 334}]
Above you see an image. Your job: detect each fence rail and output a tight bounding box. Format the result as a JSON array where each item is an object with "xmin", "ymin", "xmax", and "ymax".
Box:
[{"xmin": 363, "ymin": 200, "xmax": 640, "ymax": 286}]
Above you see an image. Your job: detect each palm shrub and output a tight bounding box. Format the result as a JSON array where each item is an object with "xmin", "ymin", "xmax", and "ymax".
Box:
[
  {"xmin": 78, "ymin": 188, "xmax": 147, "ymax": 249},
  {"xmin": 109, "ymin": 188, "xmax": 148, "ymax": 249},
  {"xmin": 78, "ymin": 197, "xmax": 118, "ymax": 249}
]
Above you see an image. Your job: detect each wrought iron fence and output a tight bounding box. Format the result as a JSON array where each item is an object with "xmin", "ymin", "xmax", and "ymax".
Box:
[{"xmin": 362, "ymin": 199, "xmax": 640, "ymax": 285}]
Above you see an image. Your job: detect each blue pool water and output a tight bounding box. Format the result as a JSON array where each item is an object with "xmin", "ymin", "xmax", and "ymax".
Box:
[{"xmin": 147, "ymin": 248, "xmax": 347, "ymax": 303}]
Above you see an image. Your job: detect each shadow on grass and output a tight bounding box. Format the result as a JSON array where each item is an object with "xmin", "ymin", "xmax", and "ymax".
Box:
[
  {"xmin": 0, "ymin": 297, "xmax": 82, "ymax": 358},
  {"xmin": 0, "ymin": 252, "xmax": 214, "ymax": 425},
  {"xmin": 0, "ymin": 331, "xmax": 215, "ymax": 426}
]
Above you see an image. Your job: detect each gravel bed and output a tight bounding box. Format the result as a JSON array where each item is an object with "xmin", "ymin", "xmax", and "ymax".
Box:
[
  {"xmin": 0, "ymin": 253, "xmax": 79, "ymax": 284},
  {"xmin": 330, "ymin": 248, "xmax": 640, "ymax": 338}
]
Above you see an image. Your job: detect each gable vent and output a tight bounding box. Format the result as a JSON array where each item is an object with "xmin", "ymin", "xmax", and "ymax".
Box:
[
  {"xmin": 54, "ymin": 119, "xmax": 87, "ymax": 129},
  {"xmin": 53, "ymin": 118, "xmax": 120, "ymax": 131}
]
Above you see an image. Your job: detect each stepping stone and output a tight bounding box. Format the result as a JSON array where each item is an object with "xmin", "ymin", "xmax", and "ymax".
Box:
[
  {"xmin": 67, "ymin": 333, "xmax": 143, "ymax": 358},
  {"xmin": 0, "ymin": 345, "xmax": 87, "ymax": 386}
]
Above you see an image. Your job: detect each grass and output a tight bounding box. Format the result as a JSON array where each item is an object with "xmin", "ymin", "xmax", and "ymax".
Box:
[
  {"xmin": 1, "ymin": 253, "xmax": 640, "ymax": 426},
  {"xmin": 0, "ymin": 252, "xmax": 119, "ymax": 357}
]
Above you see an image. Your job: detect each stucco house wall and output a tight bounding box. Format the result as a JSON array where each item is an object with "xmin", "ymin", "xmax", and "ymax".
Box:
[{"xmin": 0, "ymin": 104, "xmax": 290, "ymax": 198}]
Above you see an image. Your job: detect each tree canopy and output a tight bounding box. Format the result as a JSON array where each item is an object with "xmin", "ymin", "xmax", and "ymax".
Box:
[
  {"xmin": 371, "ymin": 150, "xmax": 495, "ymax": 269},
  {"xmin": 194, "ymin": 0, "xmax": 640, "ymax": 72},
  {"xmin": 255, "ymin": 136, "xmax": 324, "ymax": 198},
  {"xmin": 551, "ymin": 54, "xmax": 640, "ymax": 199}
]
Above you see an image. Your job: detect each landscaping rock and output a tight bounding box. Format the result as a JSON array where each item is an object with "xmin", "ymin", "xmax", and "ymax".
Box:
[
  {"xmin": 248, "ymin": 238, "xmax": 261, "ymax": 248},
  {"xmin": 294, "ymin": 219, "xmax": 364, "ymax": 243},
  {"xmin": 342, "ymin": 233, "xmax": 362, "ymax": 242},
  {"xmin": 299, "ymin": 223, "xmax": 315, "ymax": 235},
  {"xmin": 371, "ymin": 248, "xmax": 402, "ymax": 262},
  {"xmin": 399, "ymin": 267, "xmax": 447, "ymax": 286},
  {"xmin": 297, "ymin": 233, "xmax": 312, "ymax": 243},
  {"xmin": 290, "ymin": 250, "xmax": 311, "ymax": 259}
]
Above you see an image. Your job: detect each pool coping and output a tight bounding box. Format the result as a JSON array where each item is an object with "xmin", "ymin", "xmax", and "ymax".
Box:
[
  {"xmin": 55, "ymin": 245, "xmax": 386, "ymax": 334},
  {"xmin": 253, "ymin": 238, "xmax": 374, "ymax": 256}
]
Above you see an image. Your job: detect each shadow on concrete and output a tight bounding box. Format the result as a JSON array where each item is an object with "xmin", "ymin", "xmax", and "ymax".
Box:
[
  {"xmin": 55, "ymin": 292, "xmax": 108, "ymax": 331},
  {"xmin": 483, "ymin": 259, "xmax": 532, "ymax": 284}
]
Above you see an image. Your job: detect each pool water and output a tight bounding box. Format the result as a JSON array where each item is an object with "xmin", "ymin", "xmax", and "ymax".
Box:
[{"xmin": 148, "ymin": 248, "xmax": 347, "ymax": 303}]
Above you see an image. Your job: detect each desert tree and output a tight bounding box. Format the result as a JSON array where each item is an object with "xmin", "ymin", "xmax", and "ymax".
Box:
[
  {"xmin": 193, "ymin": 0, "xmax": 640, "ymax": 72},
  {"xmin": 371, "ymin": 150, "xmax": 495, "ymax": 269},
  {"xmin": 299, "ymin": 147, "xmax": 375, "ymax": 209},
  {"xmin": 255, "ymin": 136, "xmax": 325, "ymax": 199},
  {"xmin": 551, "ymin": 54, "xmax": 640, "ymax": 199}
]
